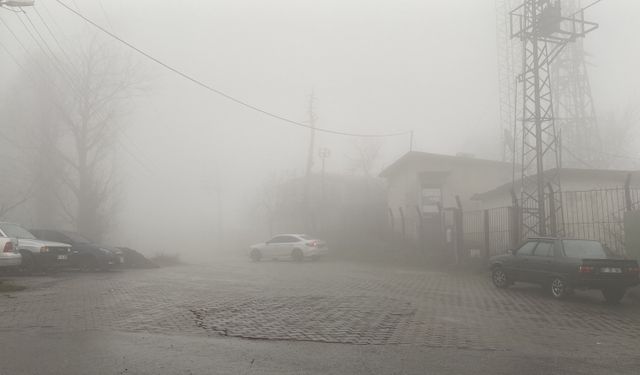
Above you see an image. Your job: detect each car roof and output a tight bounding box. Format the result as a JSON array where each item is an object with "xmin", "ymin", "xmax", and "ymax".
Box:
[
  {"xmin": 274, "ymin": 234, "xmax": 307, "ymax": 237},
  {"xmin": 527, "ymin": 237, "xmax": 600, "ymax": 242}
]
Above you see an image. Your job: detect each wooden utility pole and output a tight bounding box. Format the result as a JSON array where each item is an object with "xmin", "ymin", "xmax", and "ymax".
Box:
[
  {"xmin": 305, "ymin": 92, "xmax": 317, "ymax": 179},
  {"xmin": 303, "ymin": 92, "xmax": 317, "ymax": 231}
]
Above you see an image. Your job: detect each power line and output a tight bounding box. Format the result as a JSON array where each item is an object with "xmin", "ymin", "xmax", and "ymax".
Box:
[
  {"xmin": 21, "ymin": 11, "xmax": 77, "ymax": 85},
  {"xmin": 51, "ymin": 0, "xmax": 411, "ymax": 138},
  {"xmin": 95, "ymin": 0, "xmax": 114, "ymax": 31},
  {"xmin": 15, "ymin": 11, "xmax": 76, "ymax": 89},
  {"xmin": 0, "ymin": 14, "xmax": 31, "ymax": 55},
  {"xmin": 570, "ymin": 0, "xmax": 605, "ymax": 17},
  {"xmin": 32, "ymin": 7, "xmax": 76, "ymax": 68},
  {"xmin": 0, "ymin": 38, "xmax": 23, "ymax": 70}
]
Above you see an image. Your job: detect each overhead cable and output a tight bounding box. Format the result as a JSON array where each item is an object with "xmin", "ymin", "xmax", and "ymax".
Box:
[{"xmin": 52, "ymin": 0, "xmax": 411, "ymax": 138}]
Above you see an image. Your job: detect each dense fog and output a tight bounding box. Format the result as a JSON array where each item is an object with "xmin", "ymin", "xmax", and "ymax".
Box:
[{"xmin": 0, "ymin": 0, "xmax": 638, "ymax": 261}]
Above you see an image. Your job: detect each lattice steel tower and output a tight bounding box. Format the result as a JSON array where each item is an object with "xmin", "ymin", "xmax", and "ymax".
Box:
[
  {"xmin": 496, "ymin": 0, "xmax": 521, "ymax": 165},
  {"xmin": 510, "ymin": 0, "xmax": 597, "ymax": 237},
  {"xmin": 553, "ymin": 0, "xmax": 601, "ymax": 168}
]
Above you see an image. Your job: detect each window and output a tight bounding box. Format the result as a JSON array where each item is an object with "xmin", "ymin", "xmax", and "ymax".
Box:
[
  {"xmin": 516, "ymin": 241, "xmax": 537, "ymax": 256},
  {"xmin": 269, "ymin": 236, "xmax": 288, "ymax": 244},
  {"xmin": 0, "ymin": 224, "xmax": 37, "ymax": 240},
  {"xmin": 282, "ymin": 236, "xmax": 300, "ymax": 243},
  {"xmin": 533, "ymin": 242, "xmax": 554, "ymax": 257},
  {"xmin": 562, "ymin": 240, "xmax": 608, "ymax": 259}
]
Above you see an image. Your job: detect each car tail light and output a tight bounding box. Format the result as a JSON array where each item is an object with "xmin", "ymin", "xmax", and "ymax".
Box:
[
  {"xmin": 40, "ymin": 246, "xmax": 49, "ymax": 253},
  {"xmin": 626, "ymin": 267, "xmax": 639, "ymax": 274},
  {"xmin": 578, "ymin": 265, "xmax": 594, "ymax": 273},
  {"xmin": 306, "ymin": 241, "xmax": 318, "ymax": 248},
  {"xmin": 3, "ymin": 242, "xmax": 13, "ymax": 253}
]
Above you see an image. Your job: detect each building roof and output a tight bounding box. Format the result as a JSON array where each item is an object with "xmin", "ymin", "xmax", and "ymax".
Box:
[
  {"xmin": 472, "ymin": 168, "xmax": 639, "ymax": 201},
  {"xmin": 379, "ymin": 151, "xmax": 511, "ymax": 178}
]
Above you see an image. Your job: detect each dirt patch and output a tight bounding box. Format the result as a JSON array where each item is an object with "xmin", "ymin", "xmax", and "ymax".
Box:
[{"xmin": 0, "ymin": 280, "xmax": 27, "ymax": 293}]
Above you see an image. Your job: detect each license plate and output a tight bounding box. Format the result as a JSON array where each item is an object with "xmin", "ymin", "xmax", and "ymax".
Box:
[
  {"xmin": 600, "ymin": 267, "xmax": 622, "ymax": 274},
  {"xmin": 57, "ymin": 255, "xmax": 68, "ymax": 260}
]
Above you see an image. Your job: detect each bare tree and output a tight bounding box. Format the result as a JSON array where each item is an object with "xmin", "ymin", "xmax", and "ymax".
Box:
[
  {"xmin": 3, "ymin": 39, "xmax": 141, "ymax": 240},
  {"xmin": 52, "ymin": 41, "xmax": 140, "ymax": 241},
  {"xmin": 346, "ymin": 138, "xmax": 383, "ymax": 177}
]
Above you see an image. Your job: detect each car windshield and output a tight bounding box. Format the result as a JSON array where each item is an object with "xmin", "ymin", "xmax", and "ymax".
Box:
[
  {"xmin": 562, "ymin": 240, "xmax": 608, "ymax": 259},
  {"xmin": 0, "ymin": 223, "xmax": 37, "ymax": 240},
  {"xmin": 61, "ymin": 231, "xmax": 92, "ymax": 244}
]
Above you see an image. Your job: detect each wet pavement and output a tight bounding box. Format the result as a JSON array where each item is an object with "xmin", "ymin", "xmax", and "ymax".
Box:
[{"xmin": 1, "ymin": 257, "xmax": 639, "ymax": 374}]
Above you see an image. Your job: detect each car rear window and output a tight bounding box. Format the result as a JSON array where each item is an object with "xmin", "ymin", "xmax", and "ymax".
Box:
[
  {"xmin": 299, "ymin": 235, "xmax": 313, "ymax": 240},
  {"xmin": 0, "ymin": 224, "xmax": 37, "ymax": 240},
  {"xmin": 562, "ymin": 240, "xmax": 608, "ymax": 259}
]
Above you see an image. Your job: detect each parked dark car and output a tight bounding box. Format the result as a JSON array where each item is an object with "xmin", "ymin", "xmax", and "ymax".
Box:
[
  {"xmin": 115, "ymin": 247, "xmax": 158, "ymax": 269},
  {"xmin": 30, "ymin": 230, "xmax": 121, "ymax": 271},
  {"xmin": 489, "ymin": 237, "xmax": 640, "ymax": 304}
]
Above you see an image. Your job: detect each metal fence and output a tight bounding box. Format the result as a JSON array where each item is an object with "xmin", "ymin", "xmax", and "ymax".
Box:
[
  {"xmin": 460, "ymin": 207, "xmax": 516, "ymax": 259},
  {"xmin": 457, "ymin": 187, "xmax": 640, "ymax": 258},
  {"xmin": 387, "ymin": 186, "xmax": 640, "ymax": 263},
  {"xmin": 560, "ymin": 188, "xmax": 640, "ymax": 254}
]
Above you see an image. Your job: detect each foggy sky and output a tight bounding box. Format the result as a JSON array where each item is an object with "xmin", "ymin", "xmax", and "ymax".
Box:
[{"xmin": 0, "ymin": 0, "xmax": 638, "ymax": 256}]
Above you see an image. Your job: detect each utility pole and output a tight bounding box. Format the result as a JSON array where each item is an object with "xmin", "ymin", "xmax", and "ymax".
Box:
[
  {"xmin": 303, "ymin": 92, "xmax": 317, "ymax": 231},
  {"xmin": 409, "ymin": 130, "xmax": 414, "ymax": 152},
  {"xmin": 305, "ymin": 92, "xmax": 317, "ymax": 179},
  {"xmin": 510, "ymin": 0, "xmax": 597, "ymax": 238},
  {"xmin": 318, "ymin": 147, "xmax": 331, "ymax": 200}
]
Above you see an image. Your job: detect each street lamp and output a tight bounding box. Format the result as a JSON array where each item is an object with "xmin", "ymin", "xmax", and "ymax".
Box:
[{"xmin": 0, "ymin": 0, "xmax": 35, "ymax": 8}]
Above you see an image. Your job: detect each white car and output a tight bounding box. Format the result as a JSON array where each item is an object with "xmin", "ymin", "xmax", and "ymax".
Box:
[
  {"xmin": 0, "ymin": 222, "xmax": 71, "ymax": 271},
  {"xmin": 249, "ymin": 234, "xmax": 328, "ymax": 262},
  {"xmin": 0, "ymin": 237, "xmax": 20, "ymax": 269}
]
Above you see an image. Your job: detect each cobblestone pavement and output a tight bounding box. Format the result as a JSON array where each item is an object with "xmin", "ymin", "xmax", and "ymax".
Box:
[{"xmin": 1, "ymin": 258, "xmax": 639, "ymax": 358}]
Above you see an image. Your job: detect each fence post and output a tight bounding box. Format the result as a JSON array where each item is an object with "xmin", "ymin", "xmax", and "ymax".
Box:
[
  {"xmin": 415, "ymin": 206, "xmax": 424, "ymax": 251},
  {"xmin": 454, "ymin": 196, "xmax": 464, "ymax": 265},
  {"xmin": 398, "ymin": 207, "xmax": 406, "ymax": 238},
  {"xmin": 510, "ymin": 189, "xmax": 521, "ymax": 246},
  {"xmin": 625, "ymin": 174, "xmax": 633, "ymax": 212},
  {"xmin": 547, "ymin": 183, "xmax": 557, "ymax": 237},
  {"xmin": 437, "ymin": 202, "xmax": 445, "ymax": 255},
  {"xmin": 483, "ymin": 209, "xmax": 490, "ymax": 259}
]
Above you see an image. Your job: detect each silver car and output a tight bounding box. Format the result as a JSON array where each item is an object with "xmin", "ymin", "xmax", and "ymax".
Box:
[{"xmin": 249, "ymin": 234, "xmax": 329, "ymax": 262}]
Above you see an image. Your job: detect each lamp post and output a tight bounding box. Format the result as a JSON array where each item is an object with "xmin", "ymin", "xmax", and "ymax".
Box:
[{"xmin": 0, "ymin": 1, "xmax": 35, "ymax": 8}]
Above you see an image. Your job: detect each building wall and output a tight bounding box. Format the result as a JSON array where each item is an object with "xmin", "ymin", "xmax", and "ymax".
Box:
[
  {"xmin": 385, "ymin": 157, "xmax": 512, "ymax": 241},
  {"xmin": 477, "ymin": 174, "xmax": 635, "ymax": 210},
  {"xmin": 386, "ymin": 158, "xmax": 512, "ymax": 212}
]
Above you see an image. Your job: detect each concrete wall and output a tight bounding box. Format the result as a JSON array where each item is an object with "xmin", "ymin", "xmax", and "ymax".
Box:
[{"xmin": 385, "ymin": 156, "xmax": 512, "ymax": 241}]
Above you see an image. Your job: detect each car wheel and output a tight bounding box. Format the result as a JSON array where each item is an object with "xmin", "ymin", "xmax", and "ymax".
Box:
[
  {"xmin": 602, "ymin": 287, "xmax": 626, "ymax": 305},
  {"xmin": 81, "ymin": 255, "xmax": 98, "ymax": 272},
  {"xmin": 291, "ymin": 248, "xmax": 304, "ymax": 262},
  {"xmin": 549, "ymin": 277, "xmax": 570, "ymax": 299},
  {"xmin": 250, "ymin": 249, "xmax": 262, "ymax": 262},
  {"xmin": 491, "ymin": 267, "xmax": 510, "ymax": 288}
]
